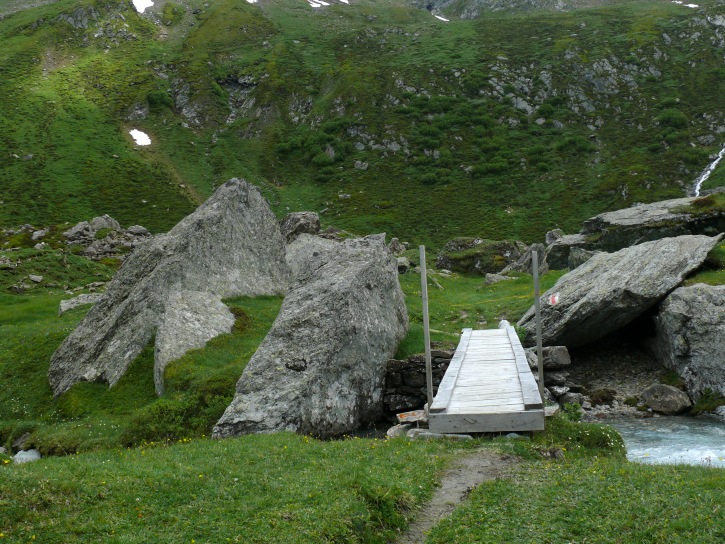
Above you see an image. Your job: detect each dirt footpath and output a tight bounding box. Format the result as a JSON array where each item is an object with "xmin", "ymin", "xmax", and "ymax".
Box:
[{"xmin": 397, "ymin": 449, "xmax": 518, "ymax": 544}]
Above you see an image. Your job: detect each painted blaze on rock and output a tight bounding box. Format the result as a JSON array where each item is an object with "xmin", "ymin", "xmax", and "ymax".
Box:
[
  {"xmin": 48, "ymin": 178, "xmax": 290, "ymax": 397},
  {"xmin": 213, "ymin": 234, "xmax": 409, "ymax": 439}
]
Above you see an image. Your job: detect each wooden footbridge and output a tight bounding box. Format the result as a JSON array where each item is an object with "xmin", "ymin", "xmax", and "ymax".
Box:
[{"xmin": 428, "ymin": 323, "xmax": 544, "ymax": 434}]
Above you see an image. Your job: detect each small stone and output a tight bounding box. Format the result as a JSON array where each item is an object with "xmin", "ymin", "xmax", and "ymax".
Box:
[
  {"xmin": 28, "ymin": 275, "xmax": 43, "ymax": 283},
  {"xmin": 640, "ymin": 383, "xmax": 692, "ymax": 415},
  {"xmin": 544, "ymin": 372, "xmax": 568, "ymax": 386},
  {"xmin": 408, "ymin": 429, "xmax": 473, "ymax": 441},
  {"xmin": 126, "ymin": 225, "xmax": 150, "ymax": 236},
  {"xmin": 485, "ymin": 273, "xmax": 513, "ymax": 286},
  {"xmin": 13, "ymin": 449, "xmax": 41, "ymax": 464},
  {"xmin": 548, "ymin": 385, "xmax": 570, "ymax": 398},
  {"xmin": 31, "ymin": 229, "xmax": 48, "ymax": 241},
  {"xmin": 559, "ymin": 392, "xmax": 585, "ymax": 406},
  {"xmin": 387, "ymin": 423, "xmax": 412, "ymax": 438}
]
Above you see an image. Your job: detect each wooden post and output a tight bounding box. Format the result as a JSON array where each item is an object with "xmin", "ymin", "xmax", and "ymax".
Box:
[
  {"xmin": 420, "ymin": 245, "xmax": 434, "ymax": 410},
  {"xmin": 532, "ymin": 250, "xmax": 544, "ymax": 399}
]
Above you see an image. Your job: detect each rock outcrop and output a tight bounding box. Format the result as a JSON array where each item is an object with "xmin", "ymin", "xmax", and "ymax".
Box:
[
  {"xmin": 49, "ymin": 179, "xmax": 290, "ymax": 397},
  {"xmin": 545, "ymin": 195, "xmax": 725, "ymax": 269},
  {"xmin": 518, "ymin": 235, "xmax": 723, "ymax": 348},
  {"xmin": 213, "ymin": 234, "xmax": 408, "ymax": 439},
  {"xmin": 580, "ymin": 195, "xmax": 724, "ymax": 252},
  {"xmin": 62, "ymin": 214, "xmax": 152, "ymax": 261},
  {"xmin": 436, "ymin": 238, "xmax": 525, "ymax": 275},
  {"xmin": 654, "ymin": 283, "xmax": 725, "ymax": 400},
  {"xmin": 279, "ymin": 212, "xmax": 320, "ymax": 243},
  {"xmin": 501, "ymin": 242, "xmax": 548, "ymax": 275},
  {"xmin": 545, "ymin": 233, "xmax": 590, "ymax": 270}
]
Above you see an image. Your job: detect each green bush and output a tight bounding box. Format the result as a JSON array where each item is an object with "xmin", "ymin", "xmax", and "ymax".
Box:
[
  {"xmin": 120, "ymin": 393, "xmax": 231, "ymax": 444},
  {"xmin": 691, "ymin": 388, "xmax": 725, "ymax": 415},
  {"xmin": 147, "ymin": 90, "xmax": 174, "ymax": 111},
  {"xmin": 657, "ymin": 108, "xmax": 688, "ymax": 128}
]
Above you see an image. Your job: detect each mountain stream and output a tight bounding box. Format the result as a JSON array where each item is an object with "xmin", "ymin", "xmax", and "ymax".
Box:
[
  {"xmin": 609, "ymin": 416, "xmax": 725, "ymax": 468},
  {"xmin": 692, "ymin": 146, "xmax": 725, "ymax": 196}
]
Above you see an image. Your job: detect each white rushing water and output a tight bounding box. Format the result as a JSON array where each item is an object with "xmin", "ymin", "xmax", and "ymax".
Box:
[
  {"xmin": 129, "ymin": 129, "xmax": 152, "ymax": 146},
  {"xmin": 692, "ymin": 146, "xmax": 725, "ymax": 196},
  {"xmin": 610, "ymin": 416, "xmax": 725, "ymax": 468},
  {"xmin": 132, "ymin": 0, "xmax": 154, "ymax": 13}
]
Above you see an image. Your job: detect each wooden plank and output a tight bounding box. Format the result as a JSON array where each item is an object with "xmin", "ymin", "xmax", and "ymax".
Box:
[
  {"xmin": 446, "ymin": 397, "xmax": 524, "ymax": 413},
  {"xmin": 453, "ymin": 375, "xmax": 518, "ymax": 384},
  {"xmin": 502, "ymin": 323, "xmax": 543, "ymax": 410},
  {"xmin": 429, "ymin": 410, "xmax": 545, "ymax": 433},
  {"xmin": 451, "ymin": 392, "xmax": 523, "ymax": 403},
  {"xmin": 452, "ymin": 380, "xmax": 520, "ymax": 390},
  {"xmin": 429, "ymin": 328, "xmax": 472, "ymax": 413}
]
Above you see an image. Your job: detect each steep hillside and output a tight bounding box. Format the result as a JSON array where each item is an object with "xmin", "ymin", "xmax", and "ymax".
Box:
[{"xmin": 1, "ymin": 0, "xmax": 724, "ymax": 245}]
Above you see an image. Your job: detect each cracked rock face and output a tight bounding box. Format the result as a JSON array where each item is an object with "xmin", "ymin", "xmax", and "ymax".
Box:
[
  {"xmin": 48, "ymin": 178, "xmax": 290, "ymax": 397},
  {"xmin": 518, "ymin": 234, "xmax": 723, "ymax": 349},
  {"xmin": 654, "ymin": 283, "xmax": 725, "ymax": 401},
  {"xmin": 213, "ymin": 234, "xmax": 409, "ymax": 439}
]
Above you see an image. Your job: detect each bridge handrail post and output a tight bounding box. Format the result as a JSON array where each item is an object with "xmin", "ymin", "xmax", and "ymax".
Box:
[
  {"xmin": 419, "ymin": 245, "xmax": 434, "ymax": 410},
  {"xmin": 533, "ymin": 250, "xmax": 545, "ymax": 400}
]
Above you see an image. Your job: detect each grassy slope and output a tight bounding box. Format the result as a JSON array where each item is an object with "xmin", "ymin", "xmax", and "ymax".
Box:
[
  {"xmin": 1, "ymin": 0, "xmax": 724, "ymax": 245},
  {"xmin": 428, "ymin": 454, "xmax": 725, "ymax": 543},
  {"xmin": 1, "ymin": 1, "xmax": 725, "ymax": 542}
]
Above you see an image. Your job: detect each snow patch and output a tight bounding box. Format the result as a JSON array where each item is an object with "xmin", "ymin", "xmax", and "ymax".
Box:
[
  {"xmin": 132, "ymin": 0, "xmax": 154, "ymax": 13},
  {"xmin": 434, "ymin": 15, "xmax": 449, "ymax": 22},
  {"xmin": 129, "ymin": 129, "xmax": 152, "ymax": 146}
]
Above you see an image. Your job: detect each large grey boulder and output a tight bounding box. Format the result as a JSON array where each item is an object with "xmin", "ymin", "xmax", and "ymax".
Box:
[
  {"xmin": 654, "ymin": 284, "xmax": 725, "ymax": 400},
  {"xmin": 49, "ymin": 179, "xmax": 290, "ymax": 397},
  {"xmin": 640, "ymin": 383, "xmax": 692, "ymax": 415},
  {"xmin": 213, "ymin": 234, "xmax": 408, "ymax": 439},
  {"xmin": 518, "ymin": 235, "xmax": 723, "ymax": 348},
  {"xmin": 154, "ymin": 291, "xmax": 236, "ymax": 395}
]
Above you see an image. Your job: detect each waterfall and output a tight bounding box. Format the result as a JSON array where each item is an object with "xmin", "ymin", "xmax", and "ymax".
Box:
[{"xmin": 692, "ymin": 146, "xmax": 725, "ymax": 197}]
